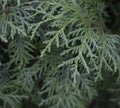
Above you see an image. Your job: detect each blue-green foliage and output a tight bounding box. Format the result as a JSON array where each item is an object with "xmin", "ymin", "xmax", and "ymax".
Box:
[{"xmin": 0, "ymin": 0, "xmax": 119, "ymax": 108}]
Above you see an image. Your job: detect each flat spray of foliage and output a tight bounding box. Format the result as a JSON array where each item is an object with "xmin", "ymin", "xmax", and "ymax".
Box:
[{"xmin": 0, "ymin": 0, "xmax": 120, "ymax": 108}]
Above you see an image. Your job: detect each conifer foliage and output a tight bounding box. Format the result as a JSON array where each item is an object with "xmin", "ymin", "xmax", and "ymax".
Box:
[{"xmin": 0, "ymin": 0, "xmax": 120, "ymax": 108}]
